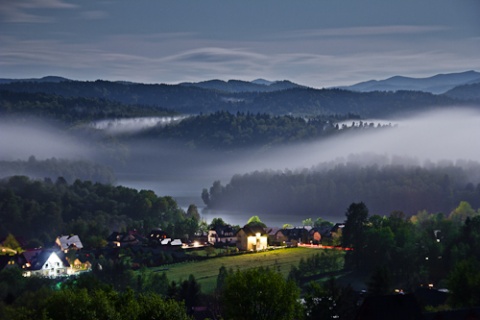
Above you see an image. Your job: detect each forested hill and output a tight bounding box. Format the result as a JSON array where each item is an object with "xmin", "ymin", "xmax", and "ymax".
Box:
[
  {"xmin": 0, "ymin": 176, "xmax": 195, "ymax": 248},
  {"xmin": 179, "ymin": 79, "xmax": 304, "ymax": 92},
  {"xmin": 0, "ymin": 78, "xmax": 475, "ymax": 117},
  {"xmin": 202, "ymin": 162, "xmax": 480, "ymax": 217},
  {"xmin": 444, "ymin": 82, "xmax": 480, "ymax": 101},
  {"xmin": 0, "ymin": 90, "xmax": 174, "ymax": 123},
  {"xmin": 133, "ymin": 111, "xmax": 370, "ymax": 150},
  {"xmin": 0, "ymin": 157, "xmax": 115, "ymax": 185}
]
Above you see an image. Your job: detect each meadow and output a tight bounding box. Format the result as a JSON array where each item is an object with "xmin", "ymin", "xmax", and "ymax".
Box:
[{"xmin": 152, "ymin": 247, "xmax": 345, "ymax": 293}]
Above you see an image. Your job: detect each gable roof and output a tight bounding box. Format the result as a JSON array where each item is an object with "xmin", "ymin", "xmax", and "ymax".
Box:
[
  {"xmin": 22, "ymin": 250, "xmax": 69, "ymax": 271},
  {"xmin": 276, "ymin": 227, "xmax": 310, "ymax": 239},
  {"xmin": 239, "ymin": 225, "xmax": 267, "ymax": 237},
  {"xmin": 56, "ymin": 235, "xmax": 83, "ymax": 250},
  {"xmin": 107, "ymin": 232, "xmax": 140, "ymax": 244},
  {"xmin": 211, "ymin": 225, "xmax": 238, "ymax": 237}
]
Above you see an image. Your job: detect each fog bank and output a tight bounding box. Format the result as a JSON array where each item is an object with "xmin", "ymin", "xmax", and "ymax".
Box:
[
  {"xmin": 0, "ymin": 119, "xmax": 93, "ymax": 161},
  {"xmin": 90, "ymin": 116, "xmax": 188, "ymax": 135},
  {"xmin": 2, "ymin": 108, "xmax": 480, "ymax": 226},
  {"xmin": 217, "ymin": 108, "xmax": 480, "ymax": 175},
  {"xmin": 116, "ymin": 107, "xmax": 480, "ymax": 225}
]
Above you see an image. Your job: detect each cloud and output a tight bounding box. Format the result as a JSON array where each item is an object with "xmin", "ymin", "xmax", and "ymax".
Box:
[
  {"xmin": 0, "ymin": 0, "xmax": 77, "ymax": 23},
  {"xmin": 164, "ymin": 47, "xmax": 267, "ymax": 65},
  {"xmin": 1, "ymin": 24, "xmax": 478, "ymax": 88},
  {"xmin": 282, "ymin": 25, "xmax": 449, "ymax": 39}
]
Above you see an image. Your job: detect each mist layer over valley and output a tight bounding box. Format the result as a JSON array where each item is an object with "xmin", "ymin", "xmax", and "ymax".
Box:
[
  {"xmin": 110, "ymin": 108, "xmax": 480, "ymax": 225},
  {"xmin": 3, "ymin": 106, "xmax": 479, "ymax": 226}
]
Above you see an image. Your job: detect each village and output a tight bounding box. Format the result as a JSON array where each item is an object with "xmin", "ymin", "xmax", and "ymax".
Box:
[{"xmin": 0, "ymin": 219, "xmax": 345, "ymax": 279}]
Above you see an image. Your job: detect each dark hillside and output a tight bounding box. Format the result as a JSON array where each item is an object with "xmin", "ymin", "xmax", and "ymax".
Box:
[
  {"xmin": 0, "ymin": 79, "xmax": 472, "ymax": 117},
  {"xmin": 444, "ymin": 82, "xmax": 480, "ymax": 101}
]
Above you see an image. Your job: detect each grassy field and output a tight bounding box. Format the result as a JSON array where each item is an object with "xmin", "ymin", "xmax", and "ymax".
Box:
[{"xmin": 150, "ymin": 247, "xmax": 344, "ymax": 293}]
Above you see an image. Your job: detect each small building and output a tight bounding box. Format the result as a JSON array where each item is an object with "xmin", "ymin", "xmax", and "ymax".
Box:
[
  {"xmin": 70, "ymin": 258, "xmax": 92, "ymax": 273},
  {"xmin": 170, "ymin": 239, "xmax": 183, "ymax": 246},
  {"xmin": 319, "ymin": 223, "xmax": 344, "ymax": 245},
  {"xmin": 266, "ymin": 227, "xmax": 281, "ymax": 245},
  {"xmin": 236, "ymin": 225, "xmax": 268, "ymax": 251},
  {"xmin": 274, "ymin": 227, "xmax": 310, "ymax": 245},
  {"xmin": 55, "ymin": 235, "xmax": 84, "ymax": 252},
  {"xmin": 21, "ymin": 250, "xmax": 70, "ymax": 278},
  {"xmin": 309, "ymin": 228, "xmax": 322, "ymax": 244},
  {"xmin": 148, "ymin": 229, "xmax": 169, "ymax": 246},
  {"xmin": 0, "ymin": 255, "xmax": 20, "ymax": 271},
  {"xmin": 208, "ymin": 225, "xmax": 238, "ymax": 245},
  {"xmin": 107, "ymin": 231, "xmax": 141, "ymax": 247}
]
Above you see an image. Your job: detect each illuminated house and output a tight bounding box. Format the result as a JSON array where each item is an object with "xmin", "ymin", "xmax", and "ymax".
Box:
[
  {"xmin": 107, "ymin": 231, "xmax": 141, "ymax": 247},
  {"xmin": 21, "ymin": 250, "xmax": 70, "ymax": 278},
  {"xmin": 149, "ymin": 229, "xmax": 169, "ymax": 246},
  {"xmin": 236, "ymin": 225, "xmax": 268, "ymax": 251}
]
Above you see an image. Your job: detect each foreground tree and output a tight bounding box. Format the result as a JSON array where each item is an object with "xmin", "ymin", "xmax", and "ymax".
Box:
[
  {"xmin": 221, "ymin": 267, "xmax": 301, "ymax": 320},
  {"xmin": 342, "ymin": 202, "xmax": 369, "ymax": 270},
  {"xmin": 303, "ymin": 277, "xmax": 358, "ymax": 320},
  {"xmin": 447, "ymin": 258, "xmax": 480, "ymax": 307},
  {"xmin": 246, "ymin": 215, "xmax": 267, "ymax": 228}
]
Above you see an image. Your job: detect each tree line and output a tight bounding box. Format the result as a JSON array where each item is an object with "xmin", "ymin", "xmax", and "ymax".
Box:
[
  {"xmin": 0, "ymin": 156, "xmax": 115, "ymax": 185},
  {"xmin": 0, "ymin": 90, "xmax": 173, "ymax": 123},
  {"xmin": 202, "ymin": 160, "xmax": 480, "ymax": 216},
  {"xmin": 137, "ymin": 111, "xmax": 367, "ymax": 150},
  {"xmin": 341, "ymin": 201, "xmax": 480, "ymax": 308},
  {"xmin": 3, "ymin": 192, "xmax": 480, "ymax": 317},
  {"xmin": 0, "ymin": 176, "xmax": 199, "ymax": 248}
]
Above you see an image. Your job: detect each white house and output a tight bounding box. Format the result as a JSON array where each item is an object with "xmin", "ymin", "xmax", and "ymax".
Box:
[
  {"xmin": 22, "ymin": 250, "xmax": 70, "ymax": 278},
  {"xmin": 236, "ymin": 225, "xmax": 268, "ymax": 251}
]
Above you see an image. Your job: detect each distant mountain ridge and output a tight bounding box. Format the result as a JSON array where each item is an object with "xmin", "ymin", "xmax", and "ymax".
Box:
[
  {"xmin": 340, "ymin": 70, "xmax": 480, "ymax": 94},
  {"xmin": 0, "ymin": 76, "xmax": 70, "ymax": 85},
  {"xmin": 1, "ymin": 71, "xmax": 479, "ymax": 118},
  {"xmin": 444, "ymin": 82, "xmax": 480, "ymax": 101},
  {"xmin": 179, "ymin": 79, "xmax": 304, "ymax": 92}
]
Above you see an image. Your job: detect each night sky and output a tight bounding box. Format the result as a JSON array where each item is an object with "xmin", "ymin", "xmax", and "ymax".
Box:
[{"xmin": 1, "ymin": 0, "xmax": 479, "ymax": 87}]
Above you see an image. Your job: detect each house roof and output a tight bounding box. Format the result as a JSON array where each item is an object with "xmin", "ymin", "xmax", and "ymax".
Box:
[
  {"xmin": 276, "ymin": 227, "xmax": 310, "ymax": 239},
  {"xmin": 107, "ymin": 232, "xmax": 140, "ymax": 244},
  {"xmin": 22, "ymin": 248, "xmax": 43, "ymax": 263},
  {"xmin": 238, "ymin": 225, "xmax": 267, "ymax": 237},
  {"xmin": 23, "ymin": 250, "xmax": 69, "ymax": 271},
  {"xmin": 211, "ymin": 225, "xmax": 238, "ymax": 236},
  {"xmin": 56, "ymin": 235, "xmax": 83, "ymax": 250},
  {"xmin": 266, "ymin": 227, "xmax": 280, "ymax": 235}
]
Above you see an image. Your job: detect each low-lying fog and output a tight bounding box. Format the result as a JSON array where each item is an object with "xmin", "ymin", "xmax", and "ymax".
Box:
[
  {"xmin": 1, "ymin": 107, "xmax": 480, "ymax": 227},
  {"xmin": 90, "ymin": 116, "xmax": 188, "ymax": 135}
]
